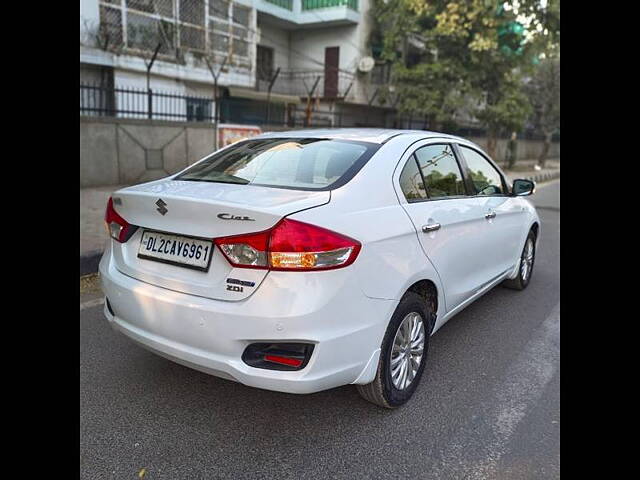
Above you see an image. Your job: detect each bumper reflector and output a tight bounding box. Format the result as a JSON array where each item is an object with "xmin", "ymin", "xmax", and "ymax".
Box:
[
  {"xmin": 264, "ymin": 354, "xmax": 303, "ymax": 368},
  {"xmin": 242, "ymin": 342, "xmax": 314, "ymax": 371}
]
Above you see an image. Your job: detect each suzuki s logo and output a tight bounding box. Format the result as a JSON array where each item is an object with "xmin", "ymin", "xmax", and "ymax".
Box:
[
  {"xmin": 217, "ymin": 213, "xmax": 255, "ymax": 221},
  {"xmin": 155, "ymin": 198, "xmax": 168, "ymax": 216}
]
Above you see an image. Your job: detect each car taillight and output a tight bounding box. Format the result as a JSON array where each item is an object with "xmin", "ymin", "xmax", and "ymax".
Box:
[
  {"xmin": 104, "ymin": 197, "xmax": 136, "ymax": 243},
  {"xmin": 214, "ymin": 218, "xmax": 361, "ymax": 271}
]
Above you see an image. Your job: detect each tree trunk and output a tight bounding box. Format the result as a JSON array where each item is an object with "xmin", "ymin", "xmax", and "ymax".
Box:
[
  {"xmin": 486, "ymin": 130, "xmax": 498, "ymax": 160},
  {"xmin": 538, "ymin": 131, "xmax": 552, "ymax": 168},
  {"xmin": 507, "ymin": 138, "xmax": 518, "ymax": 170}
]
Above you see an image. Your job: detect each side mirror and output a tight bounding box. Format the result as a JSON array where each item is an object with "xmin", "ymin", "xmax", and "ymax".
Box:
[{"xmin": 512, "ymin": 179, "xmax": 536, "ymax": 196}]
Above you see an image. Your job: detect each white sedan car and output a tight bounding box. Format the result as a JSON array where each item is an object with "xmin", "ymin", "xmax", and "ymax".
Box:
[{"xmin": 100, "ymin": 129, "xmax": 539, "ymax": 408}]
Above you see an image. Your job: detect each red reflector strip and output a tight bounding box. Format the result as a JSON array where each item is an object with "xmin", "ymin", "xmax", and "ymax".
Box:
[{"xmin": 264, "ymin": 354, "xmax": 303, "ymax": 367}]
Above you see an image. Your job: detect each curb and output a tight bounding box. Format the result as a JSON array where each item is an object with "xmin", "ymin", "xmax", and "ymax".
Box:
[
  {"xmin": 80, "ymin": 250, "xmax": 103, "ymax": 276},
  {"xmin": 524, "ymin": 170, "xmax": 560, "ymax": 184}
]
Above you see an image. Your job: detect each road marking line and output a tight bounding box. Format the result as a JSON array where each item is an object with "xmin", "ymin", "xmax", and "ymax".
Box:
[
  {"xmin": 468, "ymin": 303, "xmax": 560, "ymax": 478},
  {"xmin": 80, "ymin": 297, "xmax": 104, "ymax": 311},
  {"xmin": 433, "ymin": 303, "xmax": 560, "ymax": 477}
]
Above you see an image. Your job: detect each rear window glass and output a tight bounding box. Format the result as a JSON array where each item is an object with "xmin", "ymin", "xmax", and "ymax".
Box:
[{"xmin": 176, "ymin": 138, "xmax": 379, "ymax": 190}]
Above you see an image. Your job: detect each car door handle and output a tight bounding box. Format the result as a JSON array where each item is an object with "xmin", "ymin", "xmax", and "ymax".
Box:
[
  {"xmin": 485, "ymin": 212, "xmax": 496, "ymax": 219},
  {"xmin": 422, "ymin": 223, "xmax": 441, "ymax": 233}
]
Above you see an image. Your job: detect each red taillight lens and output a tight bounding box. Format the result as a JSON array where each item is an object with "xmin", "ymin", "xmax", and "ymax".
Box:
[
  {"xmin": 214, "ymin": 219, "xmax": 361, "ymax": 271},
  {"xmin": 104, "ymin": 197, "xmax": 136, "ymax": 243},
  {"xmin": 268, "ymin": 219, "xmax": 361, "ymax": 271}
]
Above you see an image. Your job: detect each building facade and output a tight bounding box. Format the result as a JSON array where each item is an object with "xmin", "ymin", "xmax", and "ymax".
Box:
[{"xmin": 80, "ymin": 0, "xmax": 393, "ymax": 127}]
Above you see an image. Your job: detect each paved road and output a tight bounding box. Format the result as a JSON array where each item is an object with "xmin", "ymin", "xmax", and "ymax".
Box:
[{"xmin": 80, "ymin": 180, "xmax": 560, "ymax": 479}]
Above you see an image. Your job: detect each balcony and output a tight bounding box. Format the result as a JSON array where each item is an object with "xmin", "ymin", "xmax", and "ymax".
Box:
[
  {"xmin": 264, "ymin": 0, "xmax": 293, "ymax": 10},
  {"xmin": 256, "ymin": 69, "xmax": 356, "ymax": 99},
  {"xmin": 302, "ymin": 0, "xmax": 358, "ymax": 11},
  {"xmin": 257, "ymin": 0, "xmax": 360, "ymax": 28}
]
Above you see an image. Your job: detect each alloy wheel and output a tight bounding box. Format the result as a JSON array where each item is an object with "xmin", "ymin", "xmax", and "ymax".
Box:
[
  {"xmin": 520, "ymin": 238, "xmax": 535, "ymax": 281},
  {"xmin": 390, "ymin": 312, "xmax": 426, "ymax": 390}
]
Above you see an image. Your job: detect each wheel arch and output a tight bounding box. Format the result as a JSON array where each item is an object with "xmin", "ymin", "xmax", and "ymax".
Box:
[
  {"xmin": 529, "ymin": 218, "xmax": 541, "ymax": 250},
  {"xmin": 531, "ymin": 221, "xmax": 540, "ymax": 239},
  {"xmin": 404, "ymin": 278, "xmax": 440, "ymax": 334}
]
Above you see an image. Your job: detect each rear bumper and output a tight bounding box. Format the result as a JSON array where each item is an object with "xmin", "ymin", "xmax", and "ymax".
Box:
[{"xmin": 99, "ymin": 248, "xmax": 395, "ymax": 394}]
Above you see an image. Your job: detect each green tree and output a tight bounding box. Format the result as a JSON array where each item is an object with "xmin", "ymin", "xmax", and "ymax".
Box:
[
  {"xmin": 389, "ymin": 60, "xmax": 470, "ymax": 130},
  {"xmin": 525, "ymin": 55, "xmax": 560, "ymax": 167},
  {"xmin": 371, "ymin": 0, "xmax": 560, "ymax": 158},
  {"xmin": 371, "ymin": 0, "xmax": 473, "ymax": 130},
  {"xmin": 472, "ymin": 70, "xmax": 532, "ymax": 158}
]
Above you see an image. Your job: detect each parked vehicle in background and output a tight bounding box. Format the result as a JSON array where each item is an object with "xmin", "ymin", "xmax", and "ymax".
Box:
[{"xmin": 100, "ymin": 129, "xmax": 539, "ymax": 408}]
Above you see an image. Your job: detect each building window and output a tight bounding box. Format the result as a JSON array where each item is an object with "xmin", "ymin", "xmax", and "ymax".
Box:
[
  {"xmin": 257, "ymin": 46, "xmax": 274, "ymax": 82},
  {"xmin": 97, "ymin": 0, "xmax": 253, "ymax": 67},
  {"xmin": 230, "ymin": 4, "xmax": 251, "ymax": 63}
]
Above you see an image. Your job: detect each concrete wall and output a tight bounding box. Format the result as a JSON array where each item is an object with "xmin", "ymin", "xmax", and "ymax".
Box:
[
  {"xmin": 468, "ymin": 136, "xmax": 561, "ymax": 164},
  {"xmin": 80, "ymin": 116, "xmax": 216, "ymax": 188},
  {"xmin": 81, "ymin": 116, "xmax": 560, "ymax": 188}
]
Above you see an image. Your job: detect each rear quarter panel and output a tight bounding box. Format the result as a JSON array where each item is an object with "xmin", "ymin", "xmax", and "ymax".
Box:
[{"xmin": 288, "ymin": 136, "xmax": 449, "ymax": 327}]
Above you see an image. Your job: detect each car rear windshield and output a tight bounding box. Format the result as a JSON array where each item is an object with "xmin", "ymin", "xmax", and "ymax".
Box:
[{"xmin": 175, "ymin": 138, "xmax": 380, "ymax": 191}]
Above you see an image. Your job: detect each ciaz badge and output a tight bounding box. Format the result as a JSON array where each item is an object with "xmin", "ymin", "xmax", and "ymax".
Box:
[{"xmin": 217, "ymin": 213, "xmax": 255, "ymax": 221}]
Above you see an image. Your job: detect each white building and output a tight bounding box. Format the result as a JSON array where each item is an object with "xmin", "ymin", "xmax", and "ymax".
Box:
[{"xmin": 80, "ymin": 0, "xmax": 393, "ymax": 127}]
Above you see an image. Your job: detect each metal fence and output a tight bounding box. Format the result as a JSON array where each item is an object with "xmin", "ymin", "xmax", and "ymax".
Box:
[
  {"xmin": 80, "ymin": 83, "xmax": 215, "ymax": 122},
  {"xmin": 80, "ymin": 83, "xmax": 558, "ymax": 141},
  {"xmin": 80, "ymin": 83, "xmax": 389, "ymax": 126}
]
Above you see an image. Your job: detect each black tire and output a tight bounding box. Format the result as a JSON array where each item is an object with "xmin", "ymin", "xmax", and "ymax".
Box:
[
  {"xmin": 503, "ymin": 230, "xmax": 536, "ymax": 290},
  {"xmin": 356, "ymin": 292, "xmax": 431, "ymax": 408}
]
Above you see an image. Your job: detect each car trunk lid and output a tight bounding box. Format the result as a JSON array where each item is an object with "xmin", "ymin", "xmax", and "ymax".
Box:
[{"xmin": 110, "ymin": 179, "xmax": 330, "ymax": 300}]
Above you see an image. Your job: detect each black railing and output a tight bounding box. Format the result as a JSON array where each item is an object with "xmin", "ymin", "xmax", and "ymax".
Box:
[
  {"xmin": 80, "ymin": 83, "xmax": 558, "ymax": 141},
  {"xmin": 80, "ymin": 83, "xmax": 215, "ymax": 122}
]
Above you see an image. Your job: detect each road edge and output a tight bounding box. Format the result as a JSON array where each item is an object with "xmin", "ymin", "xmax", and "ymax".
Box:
[{"xmin": 80, "ymin": 250, "xmax": 102, "ymax": 276}]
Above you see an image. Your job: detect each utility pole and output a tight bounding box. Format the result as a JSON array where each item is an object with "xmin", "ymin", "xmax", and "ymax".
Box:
[
  {"xmin": 265, "ymin": 67, "xmax": 280, "ymax": 126},
  {"xmin": 205, "ymin": 55, "xmax": 228, "ymax": 150},
  {"xmin": 145, "ymin": 43, "xmax": 162, "ymax": 120}
]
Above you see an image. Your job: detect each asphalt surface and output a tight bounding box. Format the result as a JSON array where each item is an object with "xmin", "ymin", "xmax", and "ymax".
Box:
[{"xmin": 80, "ymin": 180, "xmax": 560, "ymax": 479}]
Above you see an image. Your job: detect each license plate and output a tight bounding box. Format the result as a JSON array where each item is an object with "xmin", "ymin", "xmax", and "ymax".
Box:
[{"xmin": 138, "ymin": 230, "xmax": 213, "ymax": 272}]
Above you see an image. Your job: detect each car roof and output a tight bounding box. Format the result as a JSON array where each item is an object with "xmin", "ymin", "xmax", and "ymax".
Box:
[{"xmin": 254, "ymin": 128, "xmax": 467, "ymax": 145}]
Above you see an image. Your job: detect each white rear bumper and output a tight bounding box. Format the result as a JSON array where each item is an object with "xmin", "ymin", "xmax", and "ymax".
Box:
[{"xmin": 99, "ymin": 249, "xmax": 395, "ymax": 394}]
